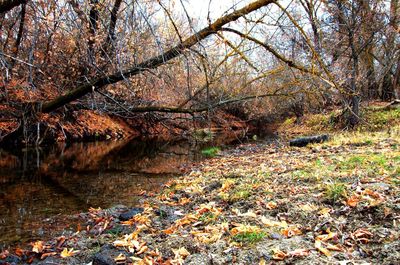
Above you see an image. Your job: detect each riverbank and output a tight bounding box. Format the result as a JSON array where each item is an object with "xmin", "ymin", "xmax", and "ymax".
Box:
[{"xmin": 1, "ymin": 105, "xmax": 399, "ymax": 264}]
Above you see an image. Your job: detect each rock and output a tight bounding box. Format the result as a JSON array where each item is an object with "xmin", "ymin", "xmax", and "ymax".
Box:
[
  {"xmin": 184, "ymin": 254, "xmax": 212, "ymax": 265},
  {"xmin": 107, "ymin": 205, "xmax": 128, "ymax": 218},
  {"xmin": 118, "ymin": 207, "xmax": 144, "ymax": 221},
  {"xmin": 0, "ymin": 255, "xmax": 21, "ymax": 265},
  {"xmin": 270, "ymin": 232, "xmax": 283, "ymax": 240},
  {"xmin": 93, "ymin": 252, "xmax": 116, "ymax": 265},
  {"xmin": 236, "ymin": 249, "xmax": 260, "ymax": 265},
  {"xmin": 92, "ymin": 245, "xmax": 125, "ymax": 265},
  {"xmin": 159, "ymin": 237, "xmax": 201, "ymax": 258},
  {"xmin": 364, "ymin": 182, "xmax": 391, "ymax": 192},
  {"xmin": 155, "ymin": 206, "xmax": 181, "ymax": 223},
  {"xmin": 210, "ymin": 253, "xmax": 233, "ymax": 265}
]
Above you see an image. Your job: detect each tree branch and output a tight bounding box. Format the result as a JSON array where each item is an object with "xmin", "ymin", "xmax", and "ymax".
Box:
[{"xmin": 41, "ymin": 0, "xmax": 276, "ymax": 113}]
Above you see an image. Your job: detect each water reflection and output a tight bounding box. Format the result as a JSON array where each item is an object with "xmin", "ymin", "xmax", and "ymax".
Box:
[{"xmin": 0, "ymin": 137, "xmax": 208, "ymax": 247}]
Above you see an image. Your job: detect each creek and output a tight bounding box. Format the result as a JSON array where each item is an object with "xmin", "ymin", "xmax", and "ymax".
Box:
[{"xmin": 0, "ymin": 134, "xmax": 244, "ymax": 249}]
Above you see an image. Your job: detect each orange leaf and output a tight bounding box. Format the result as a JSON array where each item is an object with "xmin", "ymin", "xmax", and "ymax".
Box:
[
  {"xmin": 15, "ymin": 248, "xmax": 24, "ymax": 257},
  {"xmin": 346, "ymin": 195, "xmax": 360, "ymax": 207},
  {"xmin": 272, "ymin": 249, "xmax": 287, "ymax": 260},
  {"xmin": 266, "ymin": 201, "xmax": 277, "ymax": 210},
  {"xmin": 282, "ymin": 226, "xmax": 302, "ymax": 238},
  {"xmin": 163, "ymin": 226, "xmax": 176, "ymax": 235},
  {"xmin": 40, "ymin": 252, "xmax": 57, "ymax": 260}
]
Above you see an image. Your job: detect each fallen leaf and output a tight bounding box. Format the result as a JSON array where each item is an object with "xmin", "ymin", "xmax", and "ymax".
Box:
[
  {"xmin": 31, "ymin": 241, "xmax": 44, "ymax": 253},
  {"xmin": 136, "ymin": 246, "xmax": 148, "ymax": 255},
  {"xmin": 299, "ymin": 204, "xmax": 318, "ymax": 212},
  {"xmin": 272, "ymin": 249, "xmax": 287, "ymax": 260},
  {"xmin": 172, "ymin": 247, "xmax": 190, "ymax": 259},
  {"xmin": 288, "ymin": 248, "xmax": 310, "ymax": 257},
  {"xmin": 282, "ymin": 226, "xmax": 302, "ymax": 238},
  {"xmin": 114, "ymin": 253, "xmax": 126, "ymax": 263},
  {"xmin": 325, "ymin": 243, "xmax": 344, "ymax": 252},
  {"xmin": 260, "ymin": 216, "xmax": 287, "ymax": 228},
  {"xmin": 316, "ymin": 231, "xmax": 338, "ymax": 242},
  {"xmin": 318, "ymin": 207, "xmax": 332, "ymax": 217},
  {"xmin": 352, "ymin": 228, "xmax": 373, "ymax": 244},
  {"xmin": 231, "ymin": 224, "xmax": 261, "ymax": 236},
  {"xmin": 266, "ymin": 201, "xmax": 278, "ymax": 209},
  {"xmin": 346, "ymin": 195, "xmax": 360, "ymax": 207},
  {"xmin": 60, "ymin": 248, "xmax": 79, "ymax": 258},
  {"xmin": 40, "ymin": 252, "xmax": 57, "ymax": 260},
  {"xmin": 315, "ymin": 240, "xmax": 331, "ymax": 256},
  {"xmin": 15, "ymin": 248, "xmax": 24, "ymax": 257}
]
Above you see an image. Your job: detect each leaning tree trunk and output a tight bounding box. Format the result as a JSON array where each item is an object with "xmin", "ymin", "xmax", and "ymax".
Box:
[
  {"xmin": 40, "ymin": 0, "xmax": 276, "ymax": 113},
  {"xmin": 1, "ymin": 0, "xmax": 277, "ymax": 145}
]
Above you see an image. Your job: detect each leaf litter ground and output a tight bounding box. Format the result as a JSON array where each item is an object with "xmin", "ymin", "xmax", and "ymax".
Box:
[{"xmin": 1, "ymin": 130, "xmax": 399, "ymax": 265}]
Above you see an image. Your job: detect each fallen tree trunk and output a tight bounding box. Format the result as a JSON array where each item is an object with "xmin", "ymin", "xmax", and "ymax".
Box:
[
  {"xmin": 289, "ymin": 134, "xmax": 329, "ymax": 147},
  {"xmin": 41, "ymin": 0, "xmax": 276, "ymax": 113}
]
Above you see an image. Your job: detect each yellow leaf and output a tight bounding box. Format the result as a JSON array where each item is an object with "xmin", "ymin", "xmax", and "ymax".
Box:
[
  {"xmin": 259, "ymin": 257, "xmax": 266, "ymax": 265},
  {"xmin": 326, "ymin": 243, "xmax": 344, "ymax": 252},
  {"xmin": 172, "ymin": 247, "xmax": 190, "ymax": 259},
  {"xmin": 318, "ymin": 207, "xmax": 331, "ymax": 217},
  {"xmin": 60, "ymin": 248, "xmax": 79, "ymax": 258},
  {"xmin": 136, "ymin": 246, "xmax": 148, "ymax": 255},
  {"xmin": 299, "ymin": 204, "xmax": 318, "ymax": 212},
  {"xmin": 260, "ymin": 216, "xmax": 287, "ymax": 228},
  {"xmin": 231, "ymin": 224, "xmax": 261, "ymax": 236},
  {"xmin": 114, "ymin": 253, "xmax": 126, "ymax": 262},
  {"xmin": 316, "ymin": 231, "xmax": 337, "ymax": 242},
  {"xmin": 315, "ymin": 240, "xmax": 331, "ymax": 257}
]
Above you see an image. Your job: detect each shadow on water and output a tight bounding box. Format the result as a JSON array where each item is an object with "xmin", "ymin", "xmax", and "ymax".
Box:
[{"xmin": 0, "ymin": 136, "xmax": 232, "ymax": 248}]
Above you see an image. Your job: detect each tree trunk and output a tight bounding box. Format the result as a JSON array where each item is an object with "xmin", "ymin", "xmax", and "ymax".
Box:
[
  {"xmin": 102, "ymin": 0, "xmax": 123, "ymax": 58},
  {"xmin": 393, "ymin": 59, "xmax": 400, "ymax": 99},
  {"xmin": 381, "ymin": 0, "xmax": 399, "ymax": 101}
]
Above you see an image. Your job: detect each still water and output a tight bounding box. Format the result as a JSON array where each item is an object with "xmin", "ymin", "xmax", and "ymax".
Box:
[{"xmin": 0, "ymin": 136, "xmax": 239, "ymax": 248}]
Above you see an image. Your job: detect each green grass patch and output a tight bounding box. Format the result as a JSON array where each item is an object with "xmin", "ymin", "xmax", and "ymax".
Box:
[
  {"xmin": 232, "ymin": 231, "xmax": 266, "ymax": 244},
  {"xmin": 230, "ymin": 189, "xmax": 251, "ymax": 202},
  {"xmin": 360, "ymin": 107, "xmax": 400, "ymax": 130},
  {"xmin": 340, "ymin": 155, "xmax": 366, "ymax": 170},
  {"xmin": 201, "ymin": 147, "xmax": 220, "ymax": 157},
  {"xmin": 325, "ymin": 182, "xmax": 347, "ymax": 203},
  {"xmin": 198, "ymin": 212, "xmax": 217, "ymax": 224}
]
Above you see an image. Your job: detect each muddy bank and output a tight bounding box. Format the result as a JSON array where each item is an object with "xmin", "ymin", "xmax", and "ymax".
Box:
[{"xmin": 0, "ymin": 104, "xmax": 253, "ymax": 146}]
